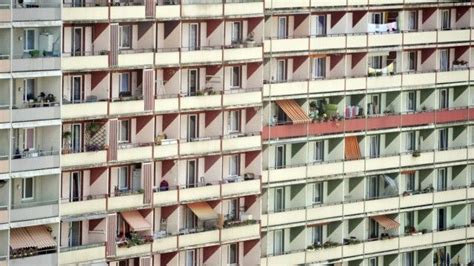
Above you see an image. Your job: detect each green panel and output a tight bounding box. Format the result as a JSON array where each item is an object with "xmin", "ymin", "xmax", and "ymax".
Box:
[
  {"xmin": 420, "ymin": 89, "xmax": 432, "ymax": 105},
  {"xmin": 384, "ymin": 254, "xmax": 397, "ymax": 266},
  {"xmin": 290, "ymin": 226, "xmax": 304, "ymax": 242},
  {"xmin": 451, "ymin": 204, "xmax": 463, "ymax": 219},
  {"xmin": 348, "ymin": 218, "xmax": 362, "ymax": 234},
  {"xmin": 328, "ymin": 138, "xmax": 341, "ymax": 154},
  {"xmin": 291, "ymin": 143, "xmax": 305, "ymax": 158},
  {"xmin": 418, "ymin": 209, "xmax": 430, "ymax": 224},
  {"xmin": 349, "ymin": 177, "xmax": 363, "ymax": 192},
  {"xmin": 385, "ymin": 133, "xmax": 396, "ymax": 148},
  {"xmin": 452, "ymin": 126, "xmax": 465, "ymax": 140},
  {"xmin": 417, "ymin": 248, "xmax": 432, "ymax": 264},
  {"xmin": 290, "ymin": 184, "xmax": 304, "ymax": 200}
]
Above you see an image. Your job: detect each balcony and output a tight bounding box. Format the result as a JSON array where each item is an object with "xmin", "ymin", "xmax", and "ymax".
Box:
[
  {"xmin": 12, "ymin": 56, "xmax": 60, "ymax": 72},
  {"xmin": 154, "ymin": 141, "xmax": 178, "ymax": 160},
  {"xmin": 155, "ymin": 95, "xmax": 179, "ymax": 113},
  {"xmin": 221, "ymin": 178, "xmax": 260, "ymax": 198},
  {"xmin": 62, "ymin": 101, "xmax": 108, "ymax": 120},
  {"xmin": 10, "ymin": 253, "xmax": 58, "ymax": 266},
  {"xmin": 110, "ymin": 5, "xmax": 146, "ymax": 20},
  {"xmin": 62, "ymin": 149, "xmax": 107, "ymax": 168},
  {"xmin": 0, "ymin": 8, "xmax": 10, "ymax": 22},
  {"xmin": 117, "ymin": 50, "xmax": 154, "ymax": 68},
  {"xmin": 154, "ymin": 49, "xmax": 180, "ymax": 66},
  {"xmin": 181, "ymin": 47, "xmax": 222, "ymax": 65},
  {"xmin": 367, "ymin": 32, "xmax": 402, "ymax": 47},
  {"xmin": 12, "ymin": 104, "xmax": 60, "ymax": 122},
  {"xmin": 11, "ymin": 151, "xmax": 60, "ymax": 172},
  {"xmin": 116, "ymin": 242, "xmax": 152, "ymax": 258},
  {"xmin": 180, "ymin": 137, "xmax": 221, "ymax": 156},
  {"xmin": 264, "ymin": 38, "xmax": 308, "ymax": 54},
  {"xmin": 60, "ymin": 196, "xmax": 107, "ymax": 216},
  {"xmin": 0, "ymin": 156, "xmax": 9, "ymax": 174},
  {"xmin": 223, "ymin": 45, "xmax": 262, "ymax": 63},
  {"xmin": 438, "ymin": 29, "xmax": 470, "ymax": 44},
  {"xmin": 156, "ymin": 4, "xmax": 180, "ymax": 20},
  {"xmin": 62, "ymin": 5, "xmax": 109, "ymax": 21},
  {"xmin": 62, "ymin": 53, "xmax": 109, "ymax": 71},
  {"xmin": 181, "ymin": 2, "xmax": 222, "ymax": 18},
  {"xmin": 179, "ymin": 184, "xmax": 221, "ymax": 203},
  {"xmin": 221, "ymin": 222, "xmax": 260, "ymax": 243},
  {"xmin": 179, "ymin": 229, "xmax": 220, "ymax": 249},
  {"xmin": 152, "ymin": 235, "xmax": 177, "ymax": 253},
  {"xmin": 59, "ymin": 243, "xmax": 106, "ymax": 265},
  {"xmin": 0, "ymin": 57, "xmax": 10, "ymax": 73},
  {"xmin": 222, "ymin": 134, "xmax": 260, "ymax": 152},
  {"xmin": 12, "ymin": 5, "xmax": 61, "ymax": 21},
  {"xmin": 0, "ymin": 207, "xmax": 8, "ymax": 224},
  {"xmin": 264, "ymin": 0, "xmax": 309, "ymax": 9},
  {"xmin": 222, "ymin": 88, "xmax": 262, "ymax": 108},
  {"xmin": 108, "ymin": 192, "xmax": 145, "ymax": 211},
  {"xmin": 153, "ymin": 189, "xmax": 178, "ymax": 206},
  {"xmin": 263, "ymin": 107, "xmax": 473, "ymax": 140},
  {"xmin": 180, "ymin": 93, "xmax": 221, "ymax": 111},
  {"xmin": 110, "ymin": 98, "xmax": 145, "ymax": 115},
  {"xmin": 10, "ymin": 200, "xmax": 59, "ymax": 222},
  {"xmin": 224, "ymin": 1, "xmax": 263, "ymax": 17},
  {"xmin": 116, "ymin": 143, "xmax": 153, "ymax": 162}
]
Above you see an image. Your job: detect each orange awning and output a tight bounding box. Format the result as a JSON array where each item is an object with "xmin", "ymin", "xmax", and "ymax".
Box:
[
  {"xmin": 121, "ymin": 211, "xmax": 151, "ymax": 231},
  {"xmin": 276, "ymin": 99, "xmax": 311, "ymax": 124},
  {"xmin": 345, "ymin": 136, "xmax": 361, "ymax": 160},
  {"xmin": 371, "ymin": 215, "xmax": 400, "ymax": 230},
  {"xmin": 187, "ymin": 202, "xmax": 218, "ymax": 220},
  {"xmin": 10, "ymin": 226, "xmax": 56, "ymax": 250},
  {"xmin": 10, "ymin": 227, "xmax": 36, "ymax": 250}
]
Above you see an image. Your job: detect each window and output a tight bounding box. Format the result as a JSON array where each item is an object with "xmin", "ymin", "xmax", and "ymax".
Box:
[
  {"xmin": 230, "ymin": 66, "xmax": 241, "ymax": 89},
  {"xmin": 186, "ymin": 160, "xmax": 197, "ymax": 187},
  {"xmin": 313, "ymin": 58, "xmax": 326, "ymax": 79},
  {"xmin": 276, "ymin": 60, "xmax": 287, "ymax": 81},
  {"xmin": 368, "ymin": 94, "xmax": 380, "ymax": 115},
  {"xmin": 313, "ymin": 182, "xmax": 323, "ymax": 204},
  {"xmin": 73, "ymin": 27, "xmax": 83, "ymax": 56},
  {"xmin": 407, "ymin": 91, "xmax": 417, "ymax": 112},
  {"xmin": 22, "ymin": 177, "xmax": 34, "ymax": 200},
  {"xmin": 369, "ymin": 56, "xmax": 383, "ymax": 70},
  {"xmin": 369, "ymin": 258, "xmax": 378, "ymax": 266},
  {"xmin": 274, "ymin": 187, "xmax": 285, "ymax": 212},
  {"xmin": 369, "ymin": 218, "xmax": 379, "ymax": 239},
  {"xmin": 118, "ymin": 119, "xmax": 130, "ymax": 143},
  {"xmin": 437, "ymin": 168, "xmax": 447, "ymax": 191},
  {"xmin": 407, "ymin": 51, "xmax": 417, "ymax": 72},
  {"xmin": 228, "ymin": 110, "xmax": 241, "ymax": 133},
  {"xmin": 231, "ymin": 22, "xmax": 242, "ymax": 44},
  {"xmin": 71, "ymin": 76, "xmax": 82, "ymax": 103},
  {"xmin": 405, "ymin": 251, "xmax": 415, "ymax": 266},
  {"xmin": 371, "ymin": 12, "xmax": 383, "ymax": 24},
  {"xmin": 441, "ymin": 9, "xmax": 451, "ymax": 30},
  {"xmin": 188, "ymin": 69, "xmax": 199, "ymax": 96},
  {"xmin": 277, "ymin": 17, "xmax": 287, "ymax": 39},
  {"xmin": 228, "ymin": 199, "xmax": 238, "ymax": 221},
  {"xmin": 24, "ymin": 29, "xmax": 35, "ymax": 52},
  {"xmin": 407, "ymin": 11, "xmax": 418, "ymax": 31},
  {"xmin": 273, "ymin": 230, "xmax": 284, "ymax": 255},
  {"xmin": 184, "ymin": 208, "xmax": 197, "ymax": 229},
  {"xmin": 471, "ymin": 204, "xmax": 474, "ymax": 224},
  {"xmin": 439, "ymin": 49, "xmax": 449, "ymax": 71},
  {"xmin": 438, "ymin": 128, "xmax": 448, "ymax": 150},
  {"xmin": 313, "ymin": 15, "xmax": 326, "ymax": 36},
  {"xmin": 24, "ymin": 79, "xmax": 35, "ymax": 102},
  {"xmin": 311, "ymin": 226, "xmax": 323, "ymax": 246},
  {"xmin": 314, "ymin": 141, "xmax": 324, "ymax": 162},
  {"xmin": 185, "ymin": 250, "xmax": 196, "ymax": 266},
  {"xmin": 23, "ymin": 128, "xmax": 35, "ymax": 150},
  {"xmin": 189, "ymin": 23, "xmax": 199, "ymax": 50},
  {"xmin": 70, "ymin": 171, "xmax": 82, "ymax": 202},
  {"xmin": 406, "ymin": 211, "xmax": 415, "ymax": 228},
  {"xmin": 118, "ymin": 166, "xmax": 129, "ymax": 191},
  {"xmin": 439, "ymin": 88, "xmax": 449, "ymax": 109},
  {"xmin": 406, "ymin": 173, "xmax": 416, "ymax": 192},
  {"xmin": 406, "ymin": 131, "xmax": 416, "ymax": 152},
  {"xmin": 228, "ymin": 244, "xmax": 238, "ymax": 265},
  {"xmin": 119, "ymin": 25, "xmax": 131, "ymax": 49},
  {"xmin": 69, "ymin": 221, "xmax": 82, "ymax": 247},
  {"xmin": 71, "ymin": 124, "xmax": 82, "ymax": 153},
  {"xmin": 229, "ymin": 154, "xmax": 240, "ymax": 176},
  {"xmin": 275, "ymin": 145, "xmax": 286, "ymax": 168},
  {"xmin": 437, "ymin": 207, "xmax": 447, "ymax": 230},
  {"xmin": 369, "ymin": 135, "xmax": 380, "ymax": 158},
  {"xmin": 368, "ymin": 176, "xmax": 379, "ymax": 199},
  {"xmin": 187, "ymin": 114, "xmax": 198, "ymax": 141},
  {"xmin": 119, "ymin": 73, "xmax": 130, "ymax": 96}
]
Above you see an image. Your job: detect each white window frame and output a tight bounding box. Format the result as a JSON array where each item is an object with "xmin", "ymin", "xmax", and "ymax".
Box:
[
  {"xmin": 277, "ymin": 17, "xmax": 287, "ymax": 39},
  {"xmin": 314, "ymin": 140, "xmax": 324, "ymax": 162},
  {"xmin": 24, "ymin": 29, "xmax": 35, "ymax": 52},
  {"xmin": 230, "ymin": 66, "xmax": 241, "ymax": 89},
  {"xmin": 228, "ymin": 110, "xmax": 241, "ymax": 133},
  {"xmin": 119, "ymin": 72, "xmax": 130, "ymax": 94},
  {"xmin": 22, "ymin": 177, "xmax": 34, "ymax": 201},
  {"xmin": 276, "ymin": 59, "xmax": 287, "ymax": 81},
  {"xmin": 118, "ymin": 119, "xmax": 130, "ymax": 143},
  {"xmin": 231, "ymin": 21, "xmax": 242, "ymax": 44},
  {"xmin": 313, "ymin": 57, "xmax": 326, "ymax": 79},
  {"xmin": 118, "ymin": 166, "xmax": 129, "ymax": 190},
  {"xmin": 313, "ymin": 182, "xmax": 323, "ymax": 204},
  {"xmin": 119, "ymin": 25, "xmax": 131, "ymax": 49}
]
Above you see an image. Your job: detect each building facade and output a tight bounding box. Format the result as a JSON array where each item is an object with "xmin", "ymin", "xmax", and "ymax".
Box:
[{"xmin": 0, "ymin": 0, "xmax": 474, "ymax": 265}]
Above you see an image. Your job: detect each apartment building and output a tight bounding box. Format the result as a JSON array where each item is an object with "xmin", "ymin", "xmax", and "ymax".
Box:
[{"xmin": 1, "ymin": 0, "xmax": 474, "ymax": 265}]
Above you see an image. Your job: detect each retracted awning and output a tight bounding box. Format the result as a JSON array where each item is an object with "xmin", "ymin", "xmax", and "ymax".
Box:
[
  {"xmin": 371, "ymin": 215, "xmax": 400, "ymax": 230},
  {"xmin": 345, "ymin": 136, "xmax": 361, "ymax": 160},
  {"xmin": 121, "ymin": 211, "xmax": 151, "ymax": 231},
  {"xmin": 276, "ymin": 99, "xmax": 311, "ymax": 124},
  {"xmin": 187, "ymin": 202, "xmax": 218, "ymax": 221},
  {"xmin": 10, "ymin": 226, "xmax": 56, "ymax": 250}
]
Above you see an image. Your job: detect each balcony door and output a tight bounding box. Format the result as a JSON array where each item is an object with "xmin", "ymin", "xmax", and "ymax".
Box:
[
  {"xmin": 437, "ymin": 168, "xmax": 448, "ymax": 191},
  {"xmin": 276, "ymin": 60, "xmax": 287, "ymax": 82},
  {"xmin": 438, "ymin": 128, "xmax": 448, "ymax": 150},
  {"xmin": 275, "ymin": 145, "xmax": 286, "ymax": 169},
  {"xmin": 229, "ymin": 154, "xmax": 240, "ymax": 177},
  {"xmin": 440, "ymin": 9, "xmax": 451, "ymax": 30},
  {"xmin": 188, "ymin": 69, "xmax": 199, "ymax": 96},
  {"xmin": 187, "ymin": 114, "xmax": 198, "ymax": 141},
  {"xmin": 369, "ymin": 135, "xmax": 380, "ymax": 158},
  {"xmin": 313, "ymin": 57, "xmax": 326, "ymax": 79},
  {"xmin": 274, "ymin": 187, "xmax": 285, "ymax": 212},
  {"xmin": 71, "ymin": 124, "xmax": 81, "ymax": 153},
  {"xmin": 439, "ymin": 88, "xmax": 449, "ymax": 109},
  {"xmin": 437, "ymin": 207, "xmax": 447, "ymax": 230},
  {"xmin": 23, "ymin": 79, "xmax": 35, "ymax": 102},
  {"xmin": 439, "ymin": 49, "xmax": 449, "ymax": 71},
  {"xmin": 277, "ymin": 17, "xmax": 287, "ymax": 39},
  {"xmin": 231, "ymin": 22, "xmax": 242, "ymax": 44},
  {"xmin": 189, "ymin": 23, "xmax": 199, "ymax": 51},
  {"xmin": 185, "ymin": 249, "xmax": 197, "ymax": 266},
  {"xmin": 313, "ymin": 15, "xmax": 326, "ymax": 36},
  {"xmin": 184, "ymin": 208, "xmax": 197, "ymax": 230},
  {"xmin": 186, "ymin": 159, "xmax": 197, "ymax": 188},
  {"xmin": 368, "ymin": 175, "xmax": 380, "ymax": 199},
  {"xmin": 70, "ymin": 171, "xmax": 82, "ymax": 202},
  {"xmin": 71, "ymin": 76, "xmax": 83, "ymax": 103},
  {"xmin": 68, "ymin": 221, "xmax": 82, "ymax": 247},
  {"xmin": 73, "ymin": 27, "xmax": 83, "ymax": 56},
  {"xmin": 72, "ymin": 0, "xmax": 84, "ymax": 7},
  {"xmin": 273, "ymin": 229, "xmax": 284, "ymax": 255}
]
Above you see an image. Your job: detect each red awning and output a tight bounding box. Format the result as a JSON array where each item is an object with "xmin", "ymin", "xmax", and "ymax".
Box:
[
  {"xmin": 371, "ymin": 215, "xmax": 400, "ymax": 230},
  {"xmin": 10, "ymin": 226, "xmax": 56, "ymax": 250},
  {"xmin": 276, "ymin": 100, "xmax": 311, "ymax": 124},
  {"xmin": 121, "ymin": 211, "xmax": 151, "ymax": 231},
  {"xmin": 187, "ymin": 202, "xmax": 218, "ymax": 220}
]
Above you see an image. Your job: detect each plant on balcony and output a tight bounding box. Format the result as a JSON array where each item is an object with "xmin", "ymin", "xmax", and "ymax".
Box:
[
  {"xmin": 405, "ymin": 225, "xmax": 416, "ymax": 234},
  {"xmin": 62, "ymin": 131, "xmax": 72, "ymax": 153},
  {"xmin": 155, "ymin": 133, "xmax": 167, "ymax": 145},
  {"xmin": 244, "ymin": 172, "xmax": 255, "ymax": 180},
  {"xmin": 453, "ymin": 59, "xmax": 468, "ymax": 66},
  {"xmin": 99, "ymin": 50, "xmax": 108, "ymax": 55},
  {"xmin": 422, "ymin": 185, "xmax": 434, "ymax": 193},
  {"xmin": 86, "ymin": 122, "xmax": 101, "ymax": 137},
  {"xmin": 246, "ymin": 31, "xmax": 255, "ymax": 43},
  {"xmin": 29, "ymin": 50, "xmax": 41, "ymax": 58},
  {"xmin": 85, "ymin": 143, "xmax": 103, "ymax": 152},
  {"xmin": 412, "ymin": 150, "xmax": 421, "ymax": 157},
  {"xmin": 322, "ymin": 241, "xmax": 339, "ymax": 248}
]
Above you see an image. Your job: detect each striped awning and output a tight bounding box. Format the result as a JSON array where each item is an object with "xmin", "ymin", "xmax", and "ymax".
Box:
[
  {"xmin": 121, "ymin": 211, "xmax": 151, "ymax": 232},
  {"xmin": 371, "ymin": 215, "xmax": 400, "ymax": 230},
  {"xmin": 10, "ymin": 226, "xmax": 56, "ymax": 250},
  {"xmin": 187, "ymin": 202, "xmax": 218, "ymax": 221},
  {"xmin": 276, "ymin": 100, "xmax": 311, "ymax": 124}
]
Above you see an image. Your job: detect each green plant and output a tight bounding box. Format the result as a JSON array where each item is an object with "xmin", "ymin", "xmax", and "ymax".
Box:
[
  {"xmin": 29, "ymin": 50, "xmax": 41, "ymax": 58},
  {"xmin": 62, "ymin": 131, "xmax": 71, "ymax": 140},
  {"xmin": 126, "ymin": 232, "xmax": 145, "ymax": 247},
  {"xmin": 86, "ymin": 122, "xmax": 101, "ymax": 137}
]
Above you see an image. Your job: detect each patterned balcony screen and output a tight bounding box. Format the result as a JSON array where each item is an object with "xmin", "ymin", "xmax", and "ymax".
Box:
[
  {"xmin": 108, "ymin": 119, "xmax": 118, "ymax": 161},
  {"xmin": 143, "ymin": 69, "xmax": 155, "ymax": 111},
  {"xmin": 106, "ymin": 214, "xmax": 117, "ymax": 257},
  {"xmin": 110, "ymin": 23, "xmax": 119, "ymax": 67},
  {"xmin": 143, "ymin": 162, "xmax": 153, "ymax": 204}
]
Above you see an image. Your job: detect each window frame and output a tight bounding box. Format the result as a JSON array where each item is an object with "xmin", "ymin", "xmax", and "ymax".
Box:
[{"xmin": 22, "ymin": 177, "xmax": 34, "ymax": 201}]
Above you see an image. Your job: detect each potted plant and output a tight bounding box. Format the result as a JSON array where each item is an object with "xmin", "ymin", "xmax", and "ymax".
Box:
[
  {"xmin": 412, "ymin": 150, "xmax": 421, "ymax": 157},
  {"xmin": 86, "ymin": 122, "xmax": 101, "ymax": 137},
  {"xmin": 29, "ymin": 50, "xmax": 41, "ymax": 58}
]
